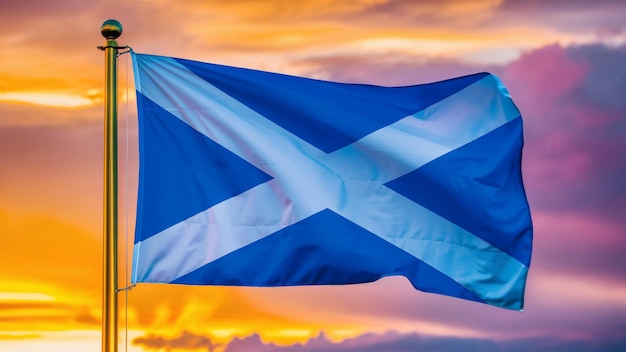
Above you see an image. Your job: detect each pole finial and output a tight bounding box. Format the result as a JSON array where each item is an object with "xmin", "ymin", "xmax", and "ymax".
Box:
[{"xmin": 101, "ymin": 19, "xmax": 123, "ymax": 40}]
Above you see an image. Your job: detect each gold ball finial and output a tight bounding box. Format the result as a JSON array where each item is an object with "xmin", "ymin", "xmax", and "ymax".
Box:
[{"xmin": 101, "ymin": 19, "xmax": 123, "ymax": 40}]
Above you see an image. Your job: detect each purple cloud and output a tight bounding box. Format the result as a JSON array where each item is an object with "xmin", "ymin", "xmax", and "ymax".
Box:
[
  {"xmin": 495, "ymin": 0, "xmax": 626, "ymax": 36},
  {"xmin": 133, "ymin": 330, "xmax": 626, "ymax": 352},
  {"xmin": 503, "ymin": 44, "xmax": 626, "ymax": 217},
  {"xmin": 223, "ymin": 332, "xmax": 498, "ymax": 352},
  {"xmin": 292, "ymin": 53, "xmax": 501, "ymax": 86}
]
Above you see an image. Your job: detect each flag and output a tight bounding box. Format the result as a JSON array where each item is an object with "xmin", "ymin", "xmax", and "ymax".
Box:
[{"xmin": 130, "ymin": 52, "xmax": 532, "ymax": 310}]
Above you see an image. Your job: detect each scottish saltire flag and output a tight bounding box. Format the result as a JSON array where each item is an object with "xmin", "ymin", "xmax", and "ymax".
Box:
[{"xmin": 130, "ymin": 52, "xmax": 532, "ymax": 310}]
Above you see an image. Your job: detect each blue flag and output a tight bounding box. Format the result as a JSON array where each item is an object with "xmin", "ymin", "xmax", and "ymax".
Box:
[{"xmin": 131, "ymin": 52, "xmax": 532, "ymax": 310}]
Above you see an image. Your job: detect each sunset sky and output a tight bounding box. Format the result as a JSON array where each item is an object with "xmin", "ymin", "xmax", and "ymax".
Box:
[{"xmin": 1, "ymin": 0, "xmax": 626, "ymax": 351}]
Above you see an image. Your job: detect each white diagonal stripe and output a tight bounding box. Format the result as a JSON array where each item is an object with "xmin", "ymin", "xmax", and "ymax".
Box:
[{"xmin": 133, "ymin": 55, "xmax": 525, "ymax": 305}]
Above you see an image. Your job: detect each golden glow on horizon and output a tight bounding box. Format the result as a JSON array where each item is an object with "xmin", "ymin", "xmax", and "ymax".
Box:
[
  {"xmin": 0, "ymin": 292, "xmax": 56, "ymax": 302},
  {"xmin": 0, "ymin": 92, "xmax": 96, "ymax": 108},
  {"xmin": 208, "ymin": 328, "xmax": 245, "ymax": 339},
  {"xmin": 260, "ymin": 328, "xmax": 320, "ymax": 345},
  {"xmin": 0, "ymin": 330, "xmax": 145, "ymax": 352},
  {"xmin": 0, "ymin": 284, "xmax": 100, "ymax": 333}
]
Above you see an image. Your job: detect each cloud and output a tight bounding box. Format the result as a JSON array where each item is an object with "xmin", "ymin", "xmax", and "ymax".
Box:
[
  {"xmin": 0, "ymin": 118, "xmax": 117, "ymax": 333},
  {"xmin": 0, "ymin": 281, "xmax": 101, "ymax": 332},
  {"xmin": 0, "ymin": 209, "xmax": 100, "ymax": 283},
  {"xmin": 0, "ymin": 120, "xmax": 105, "ymax": 225},
  {"xmin": 567, "ymin": 43, "xmax": 626, "ymax": 111},
  {"xmin": 287, "ymin": 53, "xmax": 500, "ymax": 85},
  {"xmin": 0, "ymin": 301, "xmax": 96, "ymax": 329},
  {"xmin": 133, "ymin": 331, "xmax": 222, "ymax": 352},
  {"xmin": 132, "ymin": 330, "xmax": 626, "ymax": 352},
  {"xmin": 530, "ymin": 211, "xmax": 626, "ymax": 282},
  {"xmin": 497, "ymin": 0, "xmax": 626, "ymax": 34},
  {"xmin": 0, "ymin": 0, "xmax": 620, "ymax": 107},
  {"xmin": 343, "ymin": 0, "xmax": 502, "ymax": 27},
  {"xmin": 502, "ymin": 43, "xmax": 626, "ymax": 217},
  {"xmin": 1, "ymin": 0, "xmax": 608, "ymax": 104},
  {"xmin": 0, "ymin": 92, "xmax": 96, "ymax": 108},
  {"xmin": 224, "ymin": 331, "xmax": 496, "ymax": 352}
]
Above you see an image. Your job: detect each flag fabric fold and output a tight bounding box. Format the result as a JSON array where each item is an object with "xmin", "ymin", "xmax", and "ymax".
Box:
[{"xmin": 130, "ymin": 52, "xmax": 532, "ymax": 310}]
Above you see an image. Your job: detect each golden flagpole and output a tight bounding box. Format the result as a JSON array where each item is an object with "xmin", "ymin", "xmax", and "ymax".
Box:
[{"xmin": 98, "ymin": 19, "xmax": 123, "ymax": 352}]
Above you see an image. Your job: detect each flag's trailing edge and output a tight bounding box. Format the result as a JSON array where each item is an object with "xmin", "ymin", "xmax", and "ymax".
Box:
[{"xmin": 130, "ymin": 52, "xmax": 533, "ymax": 310}]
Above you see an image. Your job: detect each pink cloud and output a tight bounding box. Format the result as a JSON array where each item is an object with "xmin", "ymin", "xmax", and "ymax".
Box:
[
  {"xmin": 141, "ymin": 329, "xmax": 626, "ymax": 352},
  {"xmin": 292, "ymin": 53, "xmax": 495, "ymax": 86},
  {"xmin": 504, "ymin": 44, "xmax": 589, "ymax": 104},
  {"xmin": 497, "ymin": 44, "xmax": 626, "ymax": 217}
]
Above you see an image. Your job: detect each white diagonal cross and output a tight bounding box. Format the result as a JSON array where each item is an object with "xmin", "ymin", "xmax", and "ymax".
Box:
[{"xmin": 132, "ymin": 55, "xmax": 526, "ymax": 305}]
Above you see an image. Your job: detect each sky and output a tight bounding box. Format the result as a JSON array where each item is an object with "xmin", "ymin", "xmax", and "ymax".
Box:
[{"xmin": 0, "ymin": 0, "xmax": 625, "ymax": 351}]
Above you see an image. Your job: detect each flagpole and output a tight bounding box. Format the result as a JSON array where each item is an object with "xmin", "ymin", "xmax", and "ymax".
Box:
[{"xmin": 99, "ymin": 19, "xmax": 122, "ymax": 352}]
